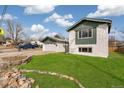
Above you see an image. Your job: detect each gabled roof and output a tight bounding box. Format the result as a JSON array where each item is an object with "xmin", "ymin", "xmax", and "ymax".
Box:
[
  {"xmin": 42, "ymin": 36, "xmax": 68, "ymax": 43},
  {"xmin": 67, "ymin": 18, "xmax": 112, "ymax": 33}
]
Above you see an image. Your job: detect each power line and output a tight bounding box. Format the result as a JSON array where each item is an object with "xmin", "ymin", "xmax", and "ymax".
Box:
[{"xmin": 0, "ymin": 5, "xmax": 8, "ymax": 26}]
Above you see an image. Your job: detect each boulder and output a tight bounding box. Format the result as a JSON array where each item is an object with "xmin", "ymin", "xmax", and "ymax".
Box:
[
  {"xmin": 28, "ymin": 78, "xmax": 35, "ymax": 83},
  {"xmin": 0, "ymin": 78, "xmax": 9, "ymax": 88},
  {"xmin": 20, "ymin": 82, "xmax": 29, "ymax": 88},
  {"xmin": 18, "ymin": 79, "xmax": 25, "ymax": 85}
]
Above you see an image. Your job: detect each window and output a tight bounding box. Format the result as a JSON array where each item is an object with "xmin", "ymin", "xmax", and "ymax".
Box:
[
  {"xmin": 78, "ymin": 28, "xmax": 94, "ymax": 39},
  {"xmin": 78, "ymin": 47, "xmax": 92, "ymax": 53},
  {"xmin": 79, "ymin": 47, "xmax": 82, "ymax": 52}
]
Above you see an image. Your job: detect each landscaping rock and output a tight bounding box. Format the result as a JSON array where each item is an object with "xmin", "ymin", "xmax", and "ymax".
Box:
[
  {"xmin": 20, "ymin": 82, "xmax": 29, "ymax": 88},
  {"xmin": 18, "ymin": 79, "xmax": 25, "ymax": 85},
  {"xmin": 0, "ymin": 63, "xmax": 8, "ymax": 70},
  {"xmin": 8, "ymin": 78, "xmax": 18, "ymax": 88},
  {"xmin": 0, "ymin": 70, "xmax": 35, "ymax": 88},
  {"xmin": 28, "ymin": 78, "xmax": 35, "ymax": 83},
  {"xmin": 0, "ymin": 56, "xmax": 34, "ymax": 88},
  {"xmin": 0, "ymin": 78, "xmax": 9, "ymax": 88}
]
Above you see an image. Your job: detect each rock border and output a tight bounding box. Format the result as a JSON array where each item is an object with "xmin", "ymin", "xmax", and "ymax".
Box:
[
  {"xmin": 20, "ymin": 69, "xmax": 84, "ymax": 88},
  {"xmin": 0, "ymin": 56, "xmax": 32, "ymax": 71}
]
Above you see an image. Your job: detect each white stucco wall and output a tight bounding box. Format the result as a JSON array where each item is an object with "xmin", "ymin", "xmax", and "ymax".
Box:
[
  {"xmin": 43, "ymin": 43, "xmax": 66, "ymax": 52},
  {"xmin": 69, "ymin": 24, "xmax": 109, "ymax": 58}
]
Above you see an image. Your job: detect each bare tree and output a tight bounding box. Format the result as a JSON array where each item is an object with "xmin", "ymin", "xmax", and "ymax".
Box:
[
  {"xmin": 119, "ymin": 29, "xmax": 124, "ymax": 41},
  {"xmin": 22, "ymin": 33, "xmax": 31, "ymax": 43},
  {"xmin": 6, "ymin": 20, "xmax": 23, "ymax": 45}
]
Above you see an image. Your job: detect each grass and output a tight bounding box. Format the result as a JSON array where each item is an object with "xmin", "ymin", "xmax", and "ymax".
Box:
[{"xmin": 18, "ymin": 52, "xmax": 124, "ymax": 88}]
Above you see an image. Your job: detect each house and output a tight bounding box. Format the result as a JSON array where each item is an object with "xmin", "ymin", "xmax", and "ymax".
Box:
[
  {"xmin": 109, "ymin": 39, "xmax": 120, "ymax": 52},
  {"xmin": 0, "ymin": 35, "xmax": 5, "ymax": 45},
  {"xmin": 67, "ymin": 18, "xmax": 112, "ymax": 57},
  {"xmin": 42, "ymin": 36, "xmax": 68, "ymax": 52},
  {"xmin": 0, "ymin": 36, "xmax": 3, "ymax": 45},
  {"xmin": 109, "ymin": 40, "xmax": 124, "ymax": 53},
  {"xmin": 30, "ymin": 40, "xmax": 43, "ymax": 45}
]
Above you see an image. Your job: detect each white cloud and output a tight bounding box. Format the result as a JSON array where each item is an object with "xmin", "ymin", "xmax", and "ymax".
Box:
[
  {"xmin": 31, "ymin": 24, "xmax": 49, "ymax": 32},
  {"xmin": 0, "ymin": 13, "xmax": 18, "ymax": 21},
  {"xmin": 22, "ymin": 5, "xmax": 55, "ymax": 15},
  {"xmin": 27, "ymin": 24, "xmax": 57, "ymax": 40},
  {"xmin": 87, "ymin": 5, "xmax": 124, "ymax": 18},
  {"xmin": 44, "ymin": 12, "xmax": 74, "ymax": 27},
  {"xmin": 23, "ymin": 24, "xmax": 59, "ymax": 40}
]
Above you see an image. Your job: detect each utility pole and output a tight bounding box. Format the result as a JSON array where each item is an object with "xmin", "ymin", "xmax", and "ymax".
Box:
[{"xmin": 114, "ymin": 28, "xmax": 117, "ymax": 48}]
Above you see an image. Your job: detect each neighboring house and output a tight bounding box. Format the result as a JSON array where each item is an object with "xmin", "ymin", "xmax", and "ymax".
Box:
[
  {"xmin": 31, "ymin": 40, "xmax": 43, "ymax": 48},
  {"xmin": 67, "ymin": 18, "xmax": 112, "ymax": 57},
  {"xmin": 111, "ymin": 41, "xmax": 124, "ymax": 53},
  {"xmin": 109, "ymin": 40, "xmax": 120, "ymax": 52},
  {"xmin": 42, "ymin": 36, "xmax": 68, "ymax": 52},
  {"xmin": 31, "ymin": 40, "xmax": 43, "ymax": 45},
  {"xmin": 0, "ymin": 36, "xmax": 3, "ymax": 45},
  {"xmin": 0, "ymin": 35, "xmax": 5, "ymax": 45}
]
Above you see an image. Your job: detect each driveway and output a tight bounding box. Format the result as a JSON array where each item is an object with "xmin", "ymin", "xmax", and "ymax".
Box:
[{"xmin": 0, "ymin": 48, "xmax": 52, "ymax": 59}]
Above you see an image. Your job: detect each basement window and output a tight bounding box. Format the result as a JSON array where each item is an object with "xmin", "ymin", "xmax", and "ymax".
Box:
[{"xmin": 79, "ymin": 47, "xmax": 92, "ymax": 53}]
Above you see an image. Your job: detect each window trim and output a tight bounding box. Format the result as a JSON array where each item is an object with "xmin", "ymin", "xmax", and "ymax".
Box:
[
  {"xmin": 78, "ymin": 47, "xmax": 92, "ymax": 53},
  {"xmin": 78, "ymin": 28, "xmax": 94, "ymax": 39}
]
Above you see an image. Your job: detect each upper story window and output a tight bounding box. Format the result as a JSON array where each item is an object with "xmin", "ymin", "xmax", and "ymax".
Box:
[{"xmin": 78, "ymin": 28, "xmax": 94, "ymax": 39}]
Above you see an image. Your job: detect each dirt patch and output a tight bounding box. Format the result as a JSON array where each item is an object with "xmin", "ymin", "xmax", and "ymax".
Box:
[
  {"xmin": 2, "ymin": 56, "xmax": 27, "ymax": 62},
  {"xmin": 0, "ymin": 56, "xmax": 32, "ymax": 71}
]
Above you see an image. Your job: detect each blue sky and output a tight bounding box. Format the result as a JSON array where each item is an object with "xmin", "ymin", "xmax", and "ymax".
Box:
[{"xmin": 0, "ymin": 5, "xmax": 124, "ymax": 40}]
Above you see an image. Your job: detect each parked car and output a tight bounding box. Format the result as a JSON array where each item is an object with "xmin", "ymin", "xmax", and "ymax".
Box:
[{"xmin": 18, "ymin": 43, "xmax": 38, "ymax": 50}]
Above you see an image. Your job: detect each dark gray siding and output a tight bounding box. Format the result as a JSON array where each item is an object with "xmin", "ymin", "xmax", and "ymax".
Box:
[
  {"xmin": 43, "ymin": 39, "xmax": 56, "ymax": 44},
  {"xmin": 74, "ymin": 21, "xmax": 99, "ymax": 44}
]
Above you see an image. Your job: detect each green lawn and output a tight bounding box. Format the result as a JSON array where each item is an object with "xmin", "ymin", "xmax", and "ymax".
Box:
[{"xmin": 18, "ymin": 52, "xmax": 124, "ymax": 88}]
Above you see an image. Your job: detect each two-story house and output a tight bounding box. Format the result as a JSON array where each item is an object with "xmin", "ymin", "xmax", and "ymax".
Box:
[{"xmin": 67, "ymin": 18, "xmax": 112, "ymax": 57}]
